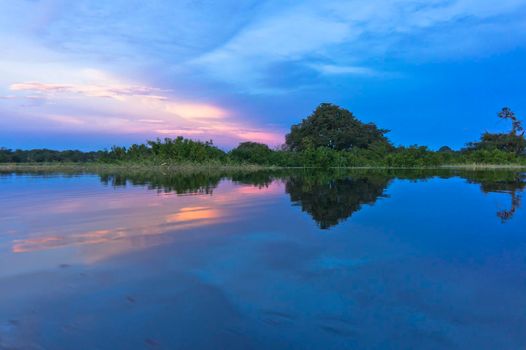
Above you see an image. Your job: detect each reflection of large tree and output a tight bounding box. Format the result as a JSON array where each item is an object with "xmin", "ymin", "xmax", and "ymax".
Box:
[
  {"xmin": 284, "ymin": 169, "xmax": 526, "ymax": 228},
  {"xmin": 285, "ymin": 172, "xmax": 390, "ymax": 229}
]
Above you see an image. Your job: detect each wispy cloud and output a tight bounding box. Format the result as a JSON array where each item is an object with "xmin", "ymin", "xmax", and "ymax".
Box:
[
  {"xmin": 190, "ymin": 0, "xmax": 526, "ymax": 91},
  {"xmin": 46, "ymin": 115, "xmax": 86, "ymax": 125},
  {"xmin": 10, "ymin": 81, "xmax": 167, "ymax": 101},
  {"xmin": 311, "ymin": 64, "xmax": 378, "ymax": 76}
]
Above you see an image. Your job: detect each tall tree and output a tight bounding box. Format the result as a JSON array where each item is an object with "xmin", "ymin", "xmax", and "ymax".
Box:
[
  {"xmin": 466, "ymin": 107, "xmax": 526, "ymax": 155},
  {"xmin": 498, "ymin": 107, "xmax": 524, "ymax": 136},
  {"xmin": 285, "ymin": 103, "xmax": 391, "ymax": 151}
]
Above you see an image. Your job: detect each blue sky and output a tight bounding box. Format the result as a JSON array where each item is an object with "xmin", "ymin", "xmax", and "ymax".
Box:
[{"xmin": 1, "ymin": 0, "xmax": 526, "ymax": 150}]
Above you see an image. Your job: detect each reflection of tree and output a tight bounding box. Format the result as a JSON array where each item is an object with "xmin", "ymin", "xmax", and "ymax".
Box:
[
  {"xmin": 464, "ymin": 171, "xmax": 526, "ymax": 223},
  {"xmin": 284, "ymin": 169, "xmax": 525, "ymax": 228},
  {"xmin": 4, "ymin": 167, "xmax": 524, "ymax": 226},
  {"xmin": 395, "ymin": 169, "xmax": 525, "ymax": 223},
  {"xmin": 99, "ymin": 172, "xmax": 222, "ymax": 195},
  {"xmin": 285, "ymin": 171, "xmax": 390, "ymax": 229},
  {"xmin": 497, "ymin": 192, "xmax": 521, "ymax": 223},
  {"xmin": 96, "ymin": 169, "xmax": 293, "ymax": 195}
]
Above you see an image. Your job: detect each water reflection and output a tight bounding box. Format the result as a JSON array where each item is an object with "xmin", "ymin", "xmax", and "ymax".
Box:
[
  {"xmin": 1, "ymin": 169, "xmax": 524, "ymax": 261},
  {"xmin": 97, "ymin": 168, "xmax": 526, "ymax": 228},
  {"xmin": 1, "ymin": 169, "xmax": 525, "ymax": 349},
  {"xmin": 99, "ymin": 172, "xmax": 222, "ymax": 195},
  {"xmin": 2, "ymin": 169, "xmax": 525, "ymax": 235},
  {"xmin": 285, "ymin": 172, "xmax": 390, "ymax": 229},
  {"xmin": 2, "ymin": 178, "xmax": 282, "ymax": 264},
  {"xmin": 463, "ymin": 171, "xmax": 525, "ymax": 222}
]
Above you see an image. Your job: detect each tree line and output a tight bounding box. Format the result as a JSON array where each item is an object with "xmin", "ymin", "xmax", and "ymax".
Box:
[{"xmin": 2, "ymin": 103, "xmax": 525, "ymax": 167}]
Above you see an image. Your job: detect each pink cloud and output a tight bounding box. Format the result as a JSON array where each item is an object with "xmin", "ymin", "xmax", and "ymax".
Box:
[
  {"xmin": 10, "ymin": 81, "xmax": 167, "ymax": 101},
  {"xmin": 7, "ymin": 76, "xmax": 285, "ymax": 147}
]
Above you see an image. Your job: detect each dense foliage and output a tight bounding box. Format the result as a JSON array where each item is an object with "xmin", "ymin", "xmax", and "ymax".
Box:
[
  {"xmin": 2, "ymin": 105, "xmax": 525, "ymax": 167},
  {"xmin": 465, "ymin": 107, "xmax": 526, "ymax": 155},
  {"xmin": 228, "ymin": 142, "xmax": 273, "ymax": 164},
  {"xmin": 285, "ymin": 103, "xmax": 391, "ymax": 151},
  {"xmin": 101, "ymin": 137, "xmax": 226, "ymax": 163},
  {"xmin": 0, "ymin": 148, "xmax": 103, "ymax": 163}
]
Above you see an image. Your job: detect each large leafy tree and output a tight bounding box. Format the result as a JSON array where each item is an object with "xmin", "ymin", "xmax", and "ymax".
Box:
[
  {"xmin": 285, "ymin": 103, "xmax": 391, "ymax": 151},
  {"xmin": 466, "ymin": 107, "xmax": 526, "ymax": 155}
]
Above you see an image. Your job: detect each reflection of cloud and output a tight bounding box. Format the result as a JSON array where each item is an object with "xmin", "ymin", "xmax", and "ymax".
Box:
[
  {"xmin": 13, "ymin": 229, "xmax": 122, "ymax": 253},
  {"xmin": 7, "ymin": 181, "xmax": 285, "ymax": 262},
  {"xmin": 166, "ymin": 206, "xmax": 220, "ymax": 223},
  {"xmin": 12, "ymin": 236, "xmax": 62, "ymax": 253},
  {"xmin": 235, "ymin": 181, "xmax": 285, "ymax": 195}
]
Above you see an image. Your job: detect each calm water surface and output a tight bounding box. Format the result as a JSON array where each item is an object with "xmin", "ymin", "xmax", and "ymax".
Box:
[{"xmin": 0, "ymin": 169, "xmax": 525, "ymax": 349}]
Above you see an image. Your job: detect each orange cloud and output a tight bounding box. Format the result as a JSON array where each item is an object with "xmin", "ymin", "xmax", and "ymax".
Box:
[
  {"xmin": 156, "ymin": 129, "xmax": 206, "ymax": 135},
  {"xmin": 166, "ymin": 206, "xmax": 220, "ymax": 223},
  {"xmin": 165, "ymin": 103, "xmax": 226, "ymax": 120},
  {"xmin": 238, "ymin": 131, "xmax": 284, "ymax": 144}
]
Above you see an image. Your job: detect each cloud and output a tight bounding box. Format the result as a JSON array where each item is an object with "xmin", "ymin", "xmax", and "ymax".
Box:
[
  {"xmin": 190, "ymin": 0, "xmax": 526, "ymax": 91},
  {"xmin": 164, "ymin": 103, "xmax": 226, "ymax": 120},
  {"xmin": 1, "ymin": 0, "xmax": 525, "ymax": 149},
  {"xmin": 156, "ymin": 129, "xmax": 205, "ymax": 135},
  {"xmin": 46, "ymin": 115, "xmax": 85, "ymax": 125},
  {"xmin": 10, "ymin": 81, "xmax": 168, "ymax": 101},
  {"xmin": 138, "ymin": 119, "xmax": 165, "ymax": 124},
  {"xmin": 311, "ymin": 64, "xmax": 378, "ymax": 76}
]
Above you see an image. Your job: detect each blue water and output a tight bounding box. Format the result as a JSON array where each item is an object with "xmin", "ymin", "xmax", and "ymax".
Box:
[{"xmin": 0, "ymin": 169, "xmax": 525, "ymax": 349}]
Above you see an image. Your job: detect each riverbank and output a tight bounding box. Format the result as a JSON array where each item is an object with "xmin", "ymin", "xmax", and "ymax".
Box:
[
  {"xmin": 0, "ymin": 162, "xmax": 281, "ymax": 174},
  {"xmin": 1, "ymin": 162, "xmax": 526, "ymax": 173}
]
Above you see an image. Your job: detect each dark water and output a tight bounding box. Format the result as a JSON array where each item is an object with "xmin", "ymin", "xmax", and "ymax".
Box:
[{"xmin": 0, "ymin": 169, "xmax": 525, "ymax": 349}]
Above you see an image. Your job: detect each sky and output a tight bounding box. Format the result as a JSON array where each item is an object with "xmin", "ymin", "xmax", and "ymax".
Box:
[{"xmin": 1, "ymin": 0, "xmax": 526, "ymax": 151}]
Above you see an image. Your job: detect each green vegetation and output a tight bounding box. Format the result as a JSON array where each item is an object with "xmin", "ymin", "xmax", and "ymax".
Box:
[
  {"xmin": 2, "ymin": 104, "xmax": 525, "ymax": 168},
  {"xmin": 285, "ymin": 103, "xmax": 391, "ymax": 151},
  {"xmin": 228, "ymin": 142, "xmax": 273, "ymax": 164},
  {"xmin": 465, "ymin": 107, "xmax": 526, "ymax": 156},
  {"xmin": 104, "ymin": 137, "xmax": 226, "ymax": 163},
  {"xmin": 0, "ymin": 148, "xmax": 104, "ymax": 163}
]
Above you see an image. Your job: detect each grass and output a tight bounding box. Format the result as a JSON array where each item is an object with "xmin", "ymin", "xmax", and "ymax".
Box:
[
  {"xmin": 440, "ymin": 163, "xmax": 526, "ymax": 169},
  {"xmin": 1, "ymin": 162, "xmax": 526, "ymax": 175},
  {"xmin": 0, "ymin": 162, "xmax": 282, "ymax": 175}
]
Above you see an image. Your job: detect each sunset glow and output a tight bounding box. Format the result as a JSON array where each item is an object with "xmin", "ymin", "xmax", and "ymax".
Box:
[{"xmin": 1, "ymin": 1, "xmax": 525, "ymax": 150}]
